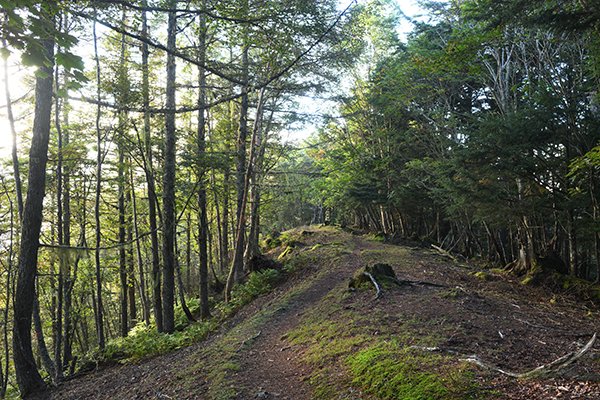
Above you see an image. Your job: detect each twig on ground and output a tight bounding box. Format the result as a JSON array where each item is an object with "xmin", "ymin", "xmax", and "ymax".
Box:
[{"xmin": 460, "ymin": 333, "xmax": 597, "ymax": 379}]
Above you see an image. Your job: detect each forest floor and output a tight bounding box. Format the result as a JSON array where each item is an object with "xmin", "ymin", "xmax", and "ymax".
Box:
[{"xmin": 45, "ymin": 226, "xmax": 600, "ymax": 399}]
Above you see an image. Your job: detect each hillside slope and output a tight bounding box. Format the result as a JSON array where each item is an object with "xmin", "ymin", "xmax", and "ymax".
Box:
[{"xmin": 48, "ymin": 226, "xmax": 600, "ymax": 399}]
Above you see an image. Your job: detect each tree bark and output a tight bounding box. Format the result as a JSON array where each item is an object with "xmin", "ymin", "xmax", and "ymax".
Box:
[
  {"xmin": 196, "ymin": 1, "xmax": 211, "ymax": 319},
  {"xmin": 161, "ymin": 0, "xmax": 177, "ymax": 333},
  {"xmin": 92, "ymin": 13, "xmax": 106, "ymax": 350},
  {"xmin": 33, "ymin": 285, "xmax": 56, "ymax": 382},
  {"xmin": 141, "ymin": 0, "xmax": 163, "ymax": 332},
  {"xmin": 12, "ymin": 34, "xmax": 54, "ymax": 398},
  {"xmin": 131, "ymin": 167, "xmax": 150, "ymax": 325},
  {"xmin": 226, "ymin": 88, "xmax": 266, "ymax": 301}
]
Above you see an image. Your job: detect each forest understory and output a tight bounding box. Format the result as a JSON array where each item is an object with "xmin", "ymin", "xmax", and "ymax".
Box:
[{"xmin": 39, "ymin": 226, "xmax": 600, "ymax": 400}]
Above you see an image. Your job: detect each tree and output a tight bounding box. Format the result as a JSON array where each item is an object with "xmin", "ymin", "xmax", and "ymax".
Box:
[
  {"xmin": 161, "ymin": 0, "xmax": 178, "ymax": 334},
  {"xmin": 12, "ymin": 16, "xmax": 55, "ymax": 400}
]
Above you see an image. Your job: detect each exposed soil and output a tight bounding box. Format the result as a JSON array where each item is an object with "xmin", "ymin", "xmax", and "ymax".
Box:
[{"xmin": 42, "ymin": 226, "xmax": 600, "ymax": 399}]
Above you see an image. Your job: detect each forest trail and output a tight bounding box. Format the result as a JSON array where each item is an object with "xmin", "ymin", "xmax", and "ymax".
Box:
[{"xmin": 48, "ymin": 226, "xmax": 600, "ymax": 399}]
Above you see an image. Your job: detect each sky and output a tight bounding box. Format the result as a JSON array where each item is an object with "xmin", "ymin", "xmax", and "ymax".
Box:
[{"xmin": 0, "ymin": 0, "xmax": 425, "ymax": 161}]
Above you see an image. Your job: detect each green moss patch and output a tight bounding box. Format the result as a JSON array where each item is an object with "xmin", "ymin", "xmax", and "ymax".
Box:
[{"xmin": 348, "ymin": 341, "xmax": 477, "ymax": 400}]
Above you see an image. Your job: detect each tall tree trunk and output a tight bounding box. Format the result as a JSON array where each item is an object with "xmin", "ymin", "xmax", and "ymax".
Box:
[
  {"xmin": 226, "ymin": 39, "xmax": 250, "ymax": 299},
  {"xmin": 162, "ymin": 0, "xmax": 177, "ymax": 334},
  {"xmin": 117, "ymin": 7, "xmax": 131, "ymax": 338},
  {"xmin": 92, "ymin": 13, "xmax": 106, "ymax": 349},
  {"xmin": 221, "ymin": 169, "xmax": 230, "ymax": 273},
  {"xmin": 226, "ymin": 88, "xmax": 266, "ymax": 301},
  {"xmin": 118, "ymin": 143, "xmax": 128, "ymax": 337},
  {"xmin": 12, "ymin": 33, "xmax": 54, "ymax": 398},
  {"xmin": 54, "ymin": 42, "xmax": 65, "ymax": 381},
  {"xmin": 131, "ymin": 167, "xmax": 150, "ymax": 325},
  {"xmin": 0, "ymin": 182, "xmax": 14, "ymax": 398},
  {"xmin": 245, "ymin": 103, "xmax": 271, "ymax": 264},
  {"xmin": 186, "ymin": 213, "xmax": 192, "ymax": 292},
  {"xmin": 127, "ymin": 185, "xmax": 137, "ymax": 327},
  {"xmin": 196, "ymin": 2, "xmax": 211, "ymax": 319},
  {"xmin": 141, "ymin": 0, "xmax": 163, "ymax": 332}
]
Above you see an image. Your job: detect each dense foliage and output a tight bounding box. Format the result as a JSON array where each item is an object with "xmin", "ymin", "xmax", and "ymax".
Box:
[{"xmin": 284, "ymin": 0, "xmax": 600, "ymax": 283}]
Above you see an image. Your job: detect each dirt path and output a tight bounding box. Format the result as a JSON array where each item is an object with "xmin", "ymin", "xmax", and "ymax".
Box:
[
  {"xmin": 45, "ymin": 227, "xmax": 600, "ymax": 400},
  {"xmin": 232, "ymin": 240, "xmax": 365, "ymax": 399},
  {"xmin": 48, "ymin": 227, "xmax": 363, "ymax": 400}
]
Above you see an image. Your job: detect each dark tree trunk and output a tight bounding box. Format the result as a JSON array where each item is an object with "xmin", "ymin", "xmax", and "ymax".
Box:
[
  {"xmin": 226, "ymin": 40, "xmax": 250, "ymax": 299},
  {"xmin": 54, "ymin": 55, "xmax": 65, "ymax": 382},
  {"xmin": 221, "ymin": 169, "xmax": 230, "ymax": 273},
  {"xmin": 226, "ymin": 88, "xmax": 265, "ymax": 301},
  {"xmin": 119, "ymin": 143, "xmax": 128, "ymax": 337},
  {"xmin": 33, "ymin": 285, "xmax": 56, "ymax": 381},
  {"xmin": 162, "ymin": 1, "xmax": 177, "ymax": 333},
  {"xmin": 131, "ymin": 167, "xmax": 150, "ymax": 325},
  {"xmin": 127, "ymin": 185, "xmax": 137, "ymax": 327},
  {"xmin": 92, "ymin": 14, "xmax": 105, "ymax": 349},
  {"xmin": 196, "ymin": 3, "xmax": 211, "ymax": 319},
  {"xmin": 141, "ymin": 0, "xmax": 163, "ymax": 332},
  {"xmin": 12, "ymin": 35, "xmax": 54, "ymax": 397},
  {"xmin": 175, "ymin": 236, "xmax": 195, "ymax": 323},
  {"xmin": 118, "ymin": 8, "xmax": 129, "ymax": 337}
]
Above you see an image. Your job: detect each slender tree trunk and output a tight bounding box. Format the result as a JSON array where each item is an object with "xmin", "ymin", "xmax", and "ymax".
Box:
[
  {"xmin": 186, "ymin": 213, "xmax": 192, "ymax": 292},
  {"xmin": 141, "ymin": 0, "xmax": 163, "ymax": 332},
  {"xmin": 131, "ymin": 168, "xmax": 150, "ymax": 325},
  {"xmin": 33, "ymin": 284, "xmax": 56, "ymax": 381},
  {"xmin": 175, "ymin": 236, "xmax": 195, "ymax": 323},
  {"xmin": 226, "ymin": 88, "xmax": 266, "ymax": 301},
  {"xmin": 59, "ymin": 47, "xmax": 72, "ymax": 375},
  {"xmin": 12, "ymin": 33, "xmax": 54, "ymax": 398},
  {"xmin": 126, "ymin": 185, "xmax": 137, "ymax": 327},
  {"xmin": 232, "ymin": 38, "xmax": 250, "ymax": 284},
  {"xmin": 54, "ymin": 51, "xmax": 65, "ymax": 382},
  {"xmin": 0, "ymin": 182, "xmax": 14, "ymax": 398},
  {"xmin": 117, "ymin": 7, "xmax": 130, "ymax": 337},
  {"xmin": 221, "ymin": 169, "xmax": 230, "ymax": 273},
  {"xmin": 118, "ymin": 143, "xmax": 128, "ymax": 337},
  {"xmin": 245, "ymin": 103, "xmax": 271, "ymax": 264},
  {"xmin": 196, "ymin": 3, "xmax": 211, "ymax": 319},
  {"xmin": 92, "ymin": 14, "xmax": 105, "ymax": 349},
  {"xmin": 162, "ymin": 1, "xmax": 177, "ymax": 333}
]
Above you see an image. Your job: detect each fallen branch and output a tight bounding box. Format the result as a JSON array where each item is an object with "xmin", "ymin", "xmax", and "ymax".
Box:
[
  {"xmin": 363, "ymin": 272, "xmax": 382, "ymax": 299},
  {"xmin": 431, "ymin": 244, "xmax": 458, "ymax": 262},
  {"xmin": 460, "ymin": 333, "xmax": 597, "ymax": 379},
  {"xmin": 393, "ymin": 278, "xmax": 446, "ymax": 288}
]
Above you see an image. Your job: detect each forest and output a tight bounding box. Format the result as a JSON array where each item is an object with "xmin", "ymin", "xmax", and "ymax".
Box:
[{"xmin": 1, "ymin": 0, "xmax": 600, "ymax": 398}]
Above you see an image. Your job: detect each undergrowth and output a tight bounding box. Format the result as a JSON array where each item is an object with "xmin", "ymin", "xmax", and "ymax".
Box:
[{"xmin": 91, "ymin": 268, "xmax": 284, "ymax": 365}]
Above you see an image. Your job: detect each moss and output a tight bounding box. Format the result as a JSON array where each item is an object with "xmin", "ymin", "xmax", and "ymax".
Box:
[
  {"xmin": 473, "ymin": 271, "xmax": 490, "ymax": 281},
  {"xmin": 278, "ymin": 245, "xmax": 293, "ymax": 260},
  {"xmin": 366, "ymin": 232, "xmax": 387, "ymax": 242},
  {"xmin": 347, "ymin": 342, "xmax": 478, "ymax": 400}
]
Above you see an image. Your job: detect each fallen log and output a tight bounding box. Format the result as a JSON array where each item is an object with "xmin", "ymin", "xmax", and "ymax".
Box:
[{"xmin": 460, "ymin": 333, "xmax": 597, "ymax": 379}]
